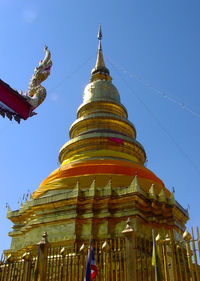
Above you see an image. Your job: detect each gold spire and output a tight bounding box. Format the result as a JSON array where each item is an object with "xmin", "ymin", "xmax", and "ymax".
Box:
[
  {"xmin": 90, "ymin": 25, "xmax": 111, "ymax": 82},
  {"xmin": 95, "ymin": 24, "xmax": 105, "ymax": 68},
  {"xmin": 95, "ymin": 41, "xmax": 105, "ymax": 68}
]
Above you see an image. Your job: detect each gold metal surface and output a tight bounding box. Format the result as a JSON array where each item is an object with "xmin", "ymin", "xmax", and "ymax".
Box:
[{"xmin": 83, "ymin": 80, "xmax": 120, "ymax": 104}]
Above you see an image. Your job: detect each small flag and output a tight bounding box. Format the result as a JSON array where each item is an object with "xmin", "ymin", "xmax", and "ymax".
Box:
[{"xmin": 84, "ymin": 243, "xmax": 97, "ymax": 281}]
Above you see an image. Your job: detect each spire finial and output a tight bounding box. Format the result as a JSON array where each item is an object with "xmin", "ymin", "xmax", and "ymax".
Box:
[
  {"xmin": 98, "ymin": 24, "xmax": 102, "ymax": 41},
  {"xmin": 90, "ymin": 24, "xmax": 111, "ymax": 82}
]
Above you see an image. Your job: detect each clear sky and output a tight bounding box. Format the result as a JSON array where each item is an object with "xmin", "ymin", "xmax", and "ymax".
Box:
[{"xmin": 0, "ymin": 0, "xmax": 199, "ymax": 255}]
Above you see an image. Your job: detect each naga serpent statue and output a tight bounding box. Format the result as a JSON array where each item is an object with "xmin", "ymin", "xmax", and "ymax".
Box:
[{"xmin": 24, "ymin": 45, "xmax": 52, "ymax": 109}]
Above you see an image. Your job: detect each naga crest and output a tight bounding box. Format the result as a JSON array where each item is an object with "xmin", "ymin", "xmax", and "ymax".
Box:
[{"xmin": 24, "ymin": 46, "xmax": 52, "ymax": 109}]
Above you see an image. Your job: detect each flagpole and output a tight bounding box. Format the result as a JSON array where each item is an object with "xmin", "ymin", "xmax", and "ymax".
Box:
[
  {"xmin": 152, "ymin": 229, "xmax": 158, "ymax": 281},
  {"xmin": 89, "ymin": 238, "xmax": 92, "ymax": 264}
]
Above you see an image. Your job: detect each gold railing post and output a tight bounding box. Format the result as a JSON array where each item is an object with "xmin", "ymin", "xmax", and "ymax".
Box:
[
  {"xmin": 164, "ymin": 234, "xmax": 174, "ymax": 281},
  {"xmin": 176, "ymin": 244, "xmax": 183, "ymax": 281},
  {"xmin": 60, "ymin": 247, "xmax": 67, "ymax": 281},
  {"xmin": 122, "ymin": 218, "xmax": 137, "ymax": 281},
  {"xmin": 5, "ymin": 254, "xmax": 15, "ymax": 281},
  {"xmin": 79, "ymin": 244, "xmax": 87, "ymax": 281},
  {"xmin": 37, "ymin": 232, "xmax": 49, "ymax": 281},
  {"xmin": 168, "ymin": 230, "xmax": 179, "ymax": 281},
  {"xmin": 102, "ymin": 241, "xmax": 110, "ymax": 281},
  {"xmin": 191, "ymin": 227, "xmax": 200, "ymax": 281},
  {"xmin": 22, "ymin": 252, "xmax": 32, "ymax": 281},
  {"xmin": 183, "ymin": 230, "xmax": 195, "ymax": 281},
  {"xmin": 156, "ymin": 234, "xmax": 169, "ymax": 281},
  {"xmin": 164, "ymin": 232, "xmax": 177, "ymax": 281}
]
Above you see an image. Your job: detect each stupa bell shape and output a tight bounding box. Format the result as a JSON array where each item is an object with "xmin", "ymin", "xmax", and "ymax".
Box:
[
  {"xmin": 6, "ymin": 27, "xmax": 188, "ymax": 253},
  {"xmin": 33, "ymin": 29, "xmax": 163, "ymax": 198}
]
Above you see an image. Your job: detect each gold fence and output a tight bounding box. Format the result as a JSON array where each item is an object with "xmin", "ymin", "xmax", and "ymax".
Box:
[{"xmin": 0, "ymin": 225, "xmax": 200, "ymax": 281}]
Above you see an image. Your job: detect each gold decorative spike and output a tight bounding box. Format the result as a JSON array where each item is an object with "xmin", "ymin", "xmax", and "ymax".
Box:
[
  {"xmin": 24, "ymin": 198, "xmax": 28, "ymax": 209},
  {"xmin": 6, "ymin": 205, "xmax": 12, "ymax": 218},
  {"xmin": 158, "ymin": 188, "xmax": 167, "ymax": 202},
  {"xmin": 104, "ymin": 179, "xmax": 112, "ymax": 196},
  {"xmin": 74, "ymin": 180, "xmax": 81, "ymax": 197},
  {"xmin": 19, "ymin": 202, "xmax": 24, "ymax": 213},
  {"xmin": 168, "ymin": 192, "xmax": 175, "ymax": 205},
  {"xmin": 7, "ymin": 205, "xmax": 11, "ymax": 212},
  {"xmin": 22, "ymin": 199, "xmax": 29, "ymax": 213},
  {"xmin": 129, "ymin": 175, "xmax": 145, "ymax": 196},
  {"xmin": 89, "ymin": 179, "xmax": 96, "ymax": 197},
  {"xmin": 149, "ymin": 184, "xmax": 157, "ymax": 199}
]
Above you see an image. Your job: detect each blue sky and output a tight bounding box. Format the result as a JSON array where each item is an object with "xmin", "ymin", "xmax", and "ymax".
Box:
[{"xmin": 0, "ymin": 0, "xmax": 200, "ymax": 254}]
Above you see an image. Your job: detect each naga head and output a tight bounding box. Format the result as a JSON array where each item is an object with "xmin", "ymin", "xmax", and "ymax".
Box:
[
  {"xmin": 26, "ymin": 46, "xmax": 53, "ymax": 109},
  {"xmin": 34, "ymin": 45, "xmax": 52, "ymax": 83}
]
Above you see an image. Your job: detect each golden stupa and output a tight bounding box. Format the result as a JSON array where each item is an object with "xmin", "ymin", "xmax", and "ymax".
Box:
[{"xmin": 6, "ymin": 26, "xmax": 188, "ymax": 255}]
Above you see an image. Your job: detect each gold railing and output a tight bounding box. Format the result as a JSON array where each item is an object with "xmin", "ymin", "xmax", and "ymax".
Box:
[
  {"xmin": 0, "ymin": 226, "xmax": 200, "ymax": 281},
  {"xmin": 45, "ymin": 238, "xmax": 126, "ymax": 281}
]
